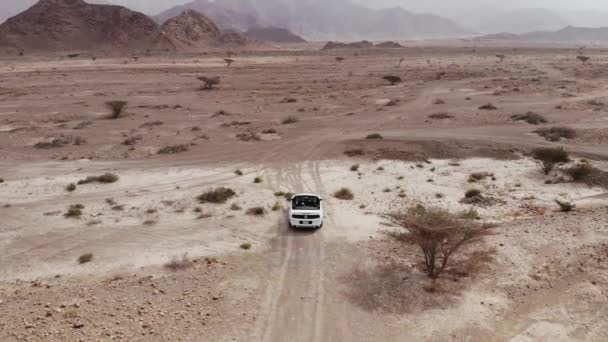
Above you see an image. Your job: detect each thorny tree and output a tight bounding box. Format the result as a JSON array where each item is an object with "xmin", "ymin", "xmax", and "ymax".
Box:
[{"xmin": 388, "ymin": 205, "xmax": 491, "ymax": 279}]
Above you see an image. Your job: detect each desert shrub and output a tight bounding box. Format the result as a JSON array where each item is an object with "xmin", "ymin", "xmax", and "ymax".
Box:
[
  {"xmin": 388, "ymin": 206, "xmax": 490, "ymax": 278},
  {"xmin": 236, "ymin": 131, "xmax": 261, "ymax": 142},
  {"xmin": 428, "ymin": 112, "xmax": 453, "ymax": 120},
  {"xmin": 534, "ymin": 126, "xmax": 576, "ymax": 142},
  {"xmin": 78, "ymin": 253, "xmax": 93, "ymax": 264},
  {"xmin": 350, "ymin": 164, "xmax": 360, "ymax": 172},
  {"xmin": 164, "ymin": 253, "xmax": 192, "ymax": 270},
  {"xmin": 246, "ymin": 207, "xmax": 266, "ymax": 216},
  {"xmin": 123, "ymin": 135, "xmax": 143, "ymax": 146},
  {"xmin": 383, "ymin": 75, "xmax": 402, "ymax": 85},
  {"xmin": 66, "ymin": 183, "xmax": 77, "ymax": 192},
  {"xmin": 465, "ymin": 189, "xmax": 482, "ymax": 198},
  {"xmin": 434, "ymin": 99, "xmax": 446, "ymax": 105},
  {"xmin": 281, "ymin": 116, "xmax": 299, "ymax": 125},
  {"xmin": 511, "ymin": 112, "xmax": 547, "ymax": 125},
  {"xmin": 479, "ymin": 103, "xmax": 497, "ymax": 110},
  {"xmin": 240, "ymin": 242, "xmax": 252, "ymax": 250},
  {"xmin": 458, "ymin": 208, "xmax": 480, "ymax": 220},
  {"xmin": 65, "ymin": 204, "xmax": 84, "ymax": 218},
  {"xmin": 532, "ymin": 147, "xmax": 570, "ymax": 175},
  {"xmin": 198, "ymin": 76, "xmax": 220, "ymax": 90},
  {"xmin": 262, "ymin": 128, "xmax": 278, "ymax": 134},
  {"xmin": 254, "ymin": 176, "xmax": 263, "ymax": 184},
  {"xmin": 234, "ymin": 169, "xmax": 243, "ymax": 176},
  {"xmin": 344, "ymin": 149, "xmax": 364, "ymax": 157},
  {"xmin": 468, "ymin": 172, "xmax": 494, "ymax": 183},
  {"xmin": 334, "ymin": 188, "xmax": 354, "ymax": 200},
  {"xmin": 34, "ymin": 136, "xmax": 74, "ymax": 149},
  {"xmin": 158, "ymin": 144, "xmax": 190, "ymax": 154},
  {"xmin": 197, "ymin": 187, "xmax": 236, "ymax": 204},
  {"xmin": 564, "ymin": 162, "xmax": 594, "ymax": 181},
  {"xmin": 555, "ymin": 199, "xmax": 575, "ymax": 212},
  {"xmin": 272, "ymin": 202, "xmax": 281, "ymax": 211},
  {"xmin": 365, "ymin": 133, "xmax": 383, "ymax": 139},
  {"xmin": 230, "ymin": 203, "xmax": 242, "ymax": 211},
  {"xmin": 105, "ymin": 101, "xmax": 128, "ymax": 119},
  {"xmin": 77, "ymin": 173, "xmax": 119, "ymax": 185}
]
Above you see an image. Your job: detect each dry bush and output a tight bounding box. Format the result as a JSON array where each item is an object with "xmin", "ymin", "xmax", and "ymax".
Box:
[
  {"xmin": 66, "ymin": 183, "xmax": 77, "ymax": 192},
  {"xmin": 464, "ymin": 189, "xmax": 482, "ymax": 198},
  {"xmin": 139, "ymin": 121, "xmax": 164, "ymax": 128},
  {"xmin": 78, "ymin": 253, "xmax": 93, "ymax": 264},
  {"xmin": 236, "ymin": 131, "xmax": 260, "ymax": 142},
  {"xmin": 387, "ymin": 205, "xmax": 491, "ymax": 278},
  {"xmin": 478, "ymin": 103, "xmax": 497, "ymax": 110},
  {"xmin": 272, "ymin": 202, "xmax": 281, "ymax": 211},
  {"xmin": 458, "ymin": 208, "xmax": 480, "ymax": 220},
  {"xmin": 511, "ymin": 112, "xmax": 547, "ymax": 125},
  {"xmin": 198, "ymin": 76, "xmax": 220, "ymax": 90},
  {"xmin": 365, "ymin": 133, "xmax": 383, "ymax": 139},
  {"xmin": 467, "ymin": 172, "xmax": 494, "ymax": 183},
  {"xmin": 123, "ymin": 135, "xmax": 143, "ymax": 146},
  {"xmin": 350, "ymin": 164, "xmax": 360, "ymax": 172},
  {"xmin": 158, "ymin": 144, "xmax": 190, "ymax": 154},
  {"xmin": 246, "ymin": 207, "xmax": 266, "ymax": 216},
  {"xmin": 281, "ymin": 116, "xmax": 299, "ymax": 125},
  {"xmin": 383, "ymin": 75, "xmax": 402, "ymax": 85},
  {"xmin": 334, "ymin": 187, "xmax": 354, "ymax": 200},
  {"xmin": 64, "ymin": 204, "xmax": 84, "ymax": 218},
  {"xmin": 344, "ymin": 149, "xmax": 364, "ymax": 157},
  {"xmin": 164, "ymin": 253, "xmax": 192, "ymax": 270},
  {"xmin": 433, "ymin": 99, "xmax": 446, "ymax": 105},
  {"xmin": 234, "ymin": 169, "xmax": 244, "ymax": 176},
  {"xmin": 532, "ymin": 147, "xmax": 570, "ymax": 175},
  {"xmin": 565, "ymin": 162, "xmax": 594, "ymax": 181},
  {"xmin": 254, "ymin": 176, "xmax": 263, "ymax": 183},
  {"xmin": 335, "ymin": 57, "xmax": 345, "ymax": 62},
  {"xmin": 78, "ymin": 173, "xmax": 119, "ymax": 185},
  {"xmin": 230, "ymin": 203, "xmax": 242, "ymax": 211},
  {"xmin": 428, "ymin": 112, "xmax": 453, "ymax": 120},
  {"xmin": 105, "ymin": 101, "xmax": 128, "ymax": 119},
  {"xmin": 534, "ymin": 126, "xmax": 576, "ymax": 142},
  {"xmin": 34, "ymin": 135, "xmax": 78, "ymax": 149},
  {"xmin": 197, "ymin": 187, "xmax": 236, "ymax": 204},
  {"xmin": 240, "ymin": 242, "xmax": 252, "ymax": 250}
]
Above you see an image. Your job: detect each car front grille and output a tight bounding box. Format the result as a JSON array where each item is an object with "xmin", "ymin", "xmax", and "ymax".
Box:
[{"xmin": 292, "ymin": 214, "xmax": 320, "ymax": 219}]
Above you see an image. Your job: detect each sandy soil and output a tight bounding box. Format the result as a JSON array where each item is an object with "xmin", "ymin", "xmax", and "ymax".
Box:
[{"xmin": 1, "ymin": 46, "xmax": 608, "ymax": 341}]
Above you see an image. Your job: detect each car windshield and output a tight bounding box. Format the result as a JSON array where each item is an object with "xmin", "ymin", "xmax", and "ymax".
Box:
[{"xmin": 292, "ymin": 196, "xmax": 320, "ymax": 210}]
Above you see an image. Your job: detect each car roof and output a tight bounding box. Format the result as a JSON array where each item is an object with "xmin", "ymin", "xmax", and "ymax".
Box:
[{"xmin": 292, "ymin": 193, "xmax": 321, "ymax": 198}]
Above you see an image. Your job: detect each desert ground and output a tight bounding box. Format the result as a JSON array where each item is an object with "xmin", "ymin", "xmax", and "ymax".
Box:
[{"xmin": 1, "ymin": 46, "xmax": 608, "ymax": 341}]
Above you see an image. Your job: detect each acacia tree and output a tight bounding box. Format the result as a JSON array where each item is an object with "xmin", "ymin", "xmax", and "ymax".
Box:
[
  {"xmin": 388, "ymin": 206, "xmax": 490, "ymax": 279},
  {"xmin": 224, "ymin": 58, "xmax": 234, "ymax": 68},
  {"xmin": 531, "ymin": 147, "xmax": 570, "ymax": 175},
  {"xmin": 577, "ymin": 56, "xmax": 590, "ymax": 65},
  {"xmin": 496, "ymin": 54, "xmax": 506, "ymax": 62}
]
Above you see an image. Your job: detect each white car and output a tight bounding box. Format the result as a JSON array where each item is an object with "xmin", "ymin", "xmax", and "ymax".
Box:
[{"xmin": 288, "ymin": 193, "xmax": 324, "ymax": 229}]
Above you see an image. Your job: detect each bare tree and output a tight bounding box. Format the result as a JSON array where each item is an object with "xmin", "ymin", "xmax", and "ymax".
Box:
[
  {"xmin": 388, "ymin": 206, "xmax": 491, "ymax": 279},
  {"xmin": 496, "ymin": 54, "xmax": 506, "ymax": 62},
  {"xmin": 224, "ymin": 58, "xmax": 234, "ymax": 68},
  {"xmin": 197, "ymin": 76, "xmax": 220, "ymax": 90}
]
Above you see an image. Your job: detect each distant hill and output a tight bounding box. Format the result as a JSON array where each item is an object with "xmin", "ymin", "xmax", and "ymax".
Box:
[
  {"xmin": 477, "ymin": 8, "xmax": 569, "ymax": 34},
  {"xmin": 154, "ymin": 10, "xmax": 255, "ymax": 51},
  {"xmin": 155, "ymin": 0, "xmax": 264, "ymax": 31},
  {"xmin": 479, "ymin": 26, "xmax": 608, "ymax": 43},
  {"xmin": 0, "ymin": 0, "xmax": 157, "ymax": 52},
  {"xmin": 212, "ymin": 0, "xmax": 469, "ymax": 40},
  {"xmin": 246, "ymin": 27, "xmax": 306, "ymax": 43}
]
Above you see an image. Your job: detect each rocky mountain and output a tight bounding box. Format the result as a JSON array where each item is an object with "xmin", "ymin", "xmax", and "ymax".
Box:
[
  {"xmin": 211, "ymin": 0, "xmax": 469, "ymax": 40},
  {"xmin": 153, "ymin": 10, "xmax": 253, "ymax": 51},
  {"xmin": 155, "ymin": 0, "xmax": 264, "ymax": 31},
  {"xmin": 245, "ymin": 27, "xmax": 306, "ymax": 43},
  {"xmin": 155, "ymin": 0, "xmax": 468, "ymax": 40},
  {"xmin": 0, "ymin": 0, "xmax": 113, "ymax": 24},
  {"xmin": 0, "ymin": 0, "xmax": 158, "ymax": 52},
  {"xmin": 479, "ymin": 26, "xmax": 608, "ymax": 43}
]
